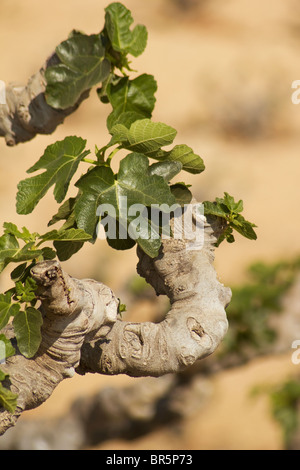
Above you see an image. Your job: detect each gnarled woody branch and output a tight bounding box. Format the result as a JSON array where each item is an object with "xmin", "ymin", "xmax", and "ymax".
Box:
[
  {"xmin": 79, "ymin": 217, "xmax": 231, "ymax": 377},
  {"xmin": 0, "ymin": 54, "xmax": 89, "ymax": 146},
  {"xmin": 0, "ymin": 215, "xmax": 231, "ymax": 435}
]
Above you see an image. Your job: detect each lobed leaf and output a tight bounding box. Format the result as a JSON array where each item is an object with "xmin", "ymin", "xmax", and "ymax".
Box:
[
  {"xmin": 75, "ymin": 165, "xmax": 115, "ymax": 237},
  {"xmin": 202, "ymin": 200, "xmax": 229, "ymax": 218},
  {"xmin": 150, "ymin": 144, "xmax": 205, "ymax": 175},
  {"xmin": 16, "ymin": 136, "xmax": 89, "ymax": 215},
  {"xmin": 14, "ymin": 277, "xmax": 37, "ymax": 304},
  {"xmin": 217, "ymin": 192, "xmax": 243, "ymax": 213},
  {"xmin": 104, "ymin": 2, "xmax": 148, "ymax": 57},
  {"xmin": 231, "ymin": 215, "xmax": 257, "ymax": 240},
  {"xmin": 3, "ymin": 223, "xmax": 39, "ymax": 243},
  {"xmin": 105, "ymin": 74, "xmax": 157, "ymax": 130},
  {"xmin": 74, "ymin": 153, "xmax": 177, "ymax": 256},
  {"xmin": 0, "ymin": 234, "xmax": 42, "ymax": 274},
  {"xmin": 203, "ymin": 193, "xmax": 257, "ymax": 245},
  {"xmin": 110, "ymin": 118, "xmax": 177, "ymax": 154},
  {"xmin": 45, "ymin": 33, "xmax": 111, "ymax": 109}
]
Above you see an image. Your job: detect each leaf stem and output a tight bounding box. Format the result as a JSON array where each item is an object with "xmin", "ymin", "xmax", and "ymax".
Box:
[
  {"xmin": 106, "ymin": 147, "xmax": 121, "ymax": 165},
  {"xmin": 82, "ymin": 157, "xmax": 98, "ymax": 165}
]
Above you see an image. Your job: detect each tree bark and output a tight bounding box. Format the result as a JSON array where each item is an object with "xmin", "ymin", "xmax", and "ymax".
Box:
[
  {"xmin": 0, "ymin": 215, "xmax": 231, "ymax": 435},
  {"xmin": 79, "ymin": 219, "xmax": 230, "ymax": 377},
  {"xmin": 0, "ymin": 54, "xmax": 89, "ymax": 146},
  {"xmin": 0, "ymin": 260, "xmax": 118, "ymax": 435}
]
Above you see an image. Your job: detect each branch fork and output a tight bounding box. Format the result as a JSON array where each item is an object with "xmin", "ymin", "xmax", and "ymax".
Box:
[{"xmin": 0, "ymin": 215, "xmax": 231, "ymax": 435}]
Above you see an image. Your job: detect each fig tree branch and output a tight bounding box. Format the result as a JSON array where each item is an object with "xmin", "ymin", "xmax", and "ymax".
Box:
[
  {"xmin": 0, "ymin": 54, "xmax": 90, "ymax": 146},
  {"xmin": 0, "ymin": 215, "xmax": 230, "ymax": 435}
]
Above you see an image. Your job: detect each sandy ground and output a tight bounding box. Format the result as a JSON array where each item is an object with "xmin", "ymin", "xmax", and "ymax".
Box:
[{"xmin": 0, "ymin": 0, "xmax": 300, "ymax": 450}]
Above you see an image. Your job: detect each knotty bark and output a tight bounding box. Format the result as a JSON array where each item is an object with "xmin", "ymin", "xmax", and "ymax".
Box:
[
  {"xmin": 0, "ymin": 214, "xmax": 231, "ymax": 435},
  {"xmin": 0, "ymin": 261, "xmax": 118, "ymax": 435},
  {"xmin": 0, "ymin": 54, "xmax": 89, "ymax": 146},
  {"xmin": 79, "ymin": 216, "xmax": 230, "ymax": 377}
]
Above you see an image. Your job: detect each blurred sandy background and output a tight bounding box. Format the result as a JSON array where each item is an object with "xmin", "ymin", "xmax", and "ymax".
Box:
[{"xmin": 0, "ymin": 0, "xmax": 300, "ymax": 450}]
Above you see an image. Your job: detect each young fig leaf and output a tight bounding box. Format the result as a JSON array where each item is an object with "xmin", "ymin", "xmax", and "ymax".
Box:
[
  {"xmin": 13, "ymin": 307, "xmax": 43, "ymax": 359},
  {"xmin": 45, "ymin": 34, "xmax": 111, "ymax": 109},
  {"xmin": 104, "ymin": 2, "xmax": 148, "ymax": 57},
  {"xmin": 16, "ymin": 136, "xmax": 89, "ymax": 215}
]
